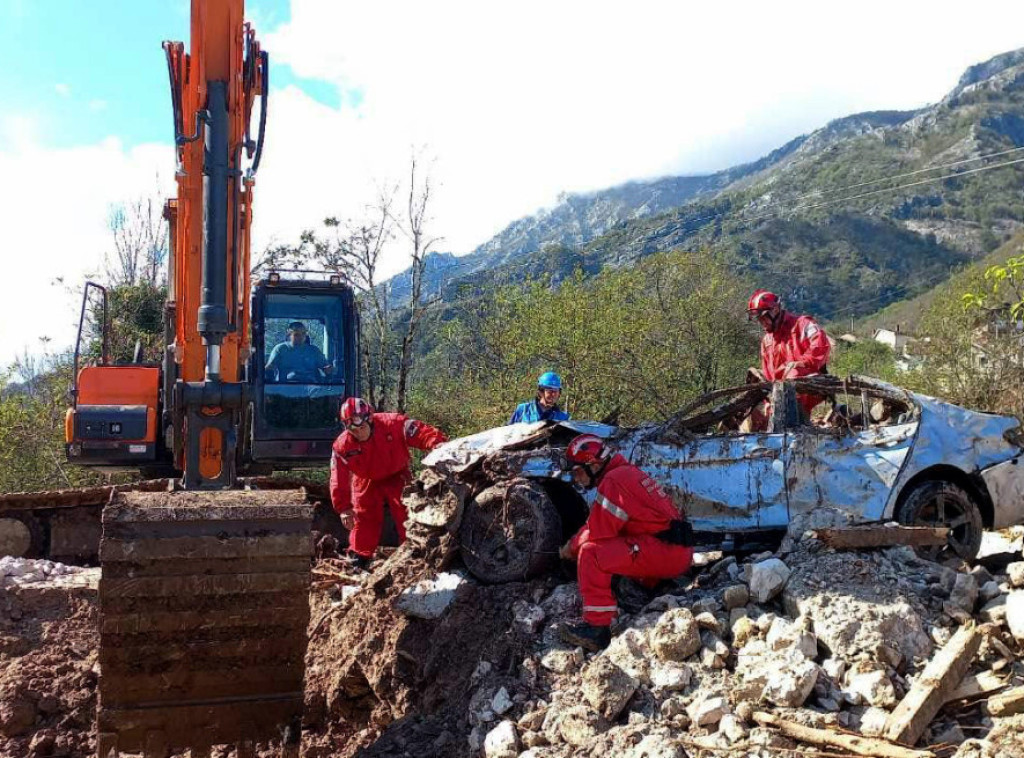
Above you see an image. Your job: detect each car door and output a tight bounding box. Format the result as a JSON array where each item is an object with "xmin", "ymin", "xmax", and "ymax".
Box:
[
  {"xmin": 629, "ymin": 432, "xmax": 788, "ymax": 532},
  {"xmin": 783, "ymin": 382, "xmax": 917, "ymax": 523}
]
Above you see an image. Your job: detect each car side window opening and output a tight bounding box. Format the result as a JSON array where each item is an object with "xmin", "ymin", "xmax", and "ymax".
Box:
[{"xmin": 788, "ymin": 377, "xmax": 915, "ymax": 433}]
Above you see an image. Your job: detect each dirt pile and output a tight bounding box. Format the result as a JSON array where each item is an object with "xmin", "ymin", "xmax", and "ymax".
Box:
[
  {"xmin": 0, "ymin": 560, "xmax": 98, "ymax": 758},
  {"xmin": 305, "ymin": 522, "xmax": 1024, "ymax": 758}
]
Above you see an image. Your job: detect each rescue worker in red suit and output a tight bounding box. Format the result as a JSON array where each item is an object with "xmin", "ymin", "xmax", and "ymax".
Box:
[
  {"xmin": 558, "ymin": 434, "xmax": 694, "ymax": 651},
  {"xmin": 747, "ymin": 289, "xmax": 831, "ymax": 419},
  {"xmin": 330, "ymin": 398, "xmax": 448, "ymax": 569}
]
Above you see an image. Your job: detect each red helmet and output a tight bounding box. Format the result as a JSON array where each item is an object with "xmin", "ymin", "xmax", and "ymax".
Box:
[
  {"xmin": 565, "ymin": 434, "xmax": 610, "ymax": 468},
  {"xmin": 339, "ymin": 397, "xmax": 374, "ymax": 424},
  {"xmin": 747, "ymin": 289, "xmax": 780, "ymax": 314}
]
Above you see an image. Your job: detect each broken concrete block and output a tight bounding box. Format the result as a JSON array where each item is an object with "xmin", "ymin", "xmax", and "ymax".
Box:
[
  {"xmin": 650, "ymin": 608, "xmax": 701, "ymax": 661},
  {"xmin": 719, "ymin": 714, "xmax": 749, "ymax": 744},
  {"xmin": 979, "ymin": 595, "xmax": 1008, "ymax": 625},
  {"xmin": 949, "ymin": 573, "xmax": 979, "ymax": 614},
  {"xmin": 491, "ymin": 687, "xmax": 513, "ymax": 716},
  {"xmin": 687, "ymin": 694, "xmax": 730, "ymax": 727},
  {"xmin": 762, "ymin": 659, "xmax": 820, "ymax": 707},
  {"xmin": 483, "ymin": 720, "xmax": 519, "ymax": 758},
  {"xmin": 582, "ymin": 657, "xmax": 638, "ymax": 720},
  {"xmin": 723, "ymin": 584, "xmax": 749, "ymax": 610},
  {"xmin": 648, "ymin": 661, "xmax": 692, "ymax": 693},
  {"xmin": 628, "ymin": 733, "xmax": 685, "ymax": 758},
  {"xmin": 732, "ymin": 616, "xmax": 757, "ymax": 648},
  {"xmin": 540, "ymin": 648, "xmax": 582, "ymax": 675},
  {"xmin": 601, "ymin": 628, "xmax": 650, "ymax": 681},
  {"xmin": 558, "ymin": 705, "xmax": 606, "ymax": 746},
  {"xmin": 512, "ymin": 601, "xmax": 546, "ymax": 634},
  {"xmin": 1007, "ymin": 562, "xmax": 1024, "ymax": 589},
  {"xmin": 765, "ymin": 617, "xmax": 817, "ymax": 660},
  {"xmin": 1006, "ymin": 591, "xmax": 1024, "ymax": 643},
  {"xmin": 844, "ymin": 664, "xmax": 897, "ymax": 708},
  {"xmin": 395, "ymin": 572, "xmax": 465, "ymax": 619},
  {"xmin": 746, "ymin": 558, "xmax": 791, "ymax": 603},
  {"xmin": 859, "ymin": 706, "xmax": 890, "ymax": 737}
]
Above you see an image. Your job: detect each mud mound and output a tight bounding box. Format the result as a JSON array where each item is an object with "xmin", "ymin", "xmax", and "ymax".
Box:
[
  {"xmin": 304, "ymin": 531, "xmax": 562, "ymax": 757},
  {"xmin": 0, "ymin": 565, "xmax": 99, "ymax": 758}
]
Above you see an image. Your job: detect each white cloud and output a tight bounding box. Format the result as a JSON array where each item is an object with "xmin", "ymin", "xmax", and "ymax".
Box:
[
  {"xmin": 54, "ymin": 83, "xmax": 71, "ymax": 98},
  {"xmin": 255, "ymin": 0, "xmax": 1024, "ymax": 260},
  {"xmin": 0, "ymin": 135, "xmax": 171, "ymax": 366},
  {"xmin": 5, "ymin": 0, "xmax": 1024, "ymax": 365}
]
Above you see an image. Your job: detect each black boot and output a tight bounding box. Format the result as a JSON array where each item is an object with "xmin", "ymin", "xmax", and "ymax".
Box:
[
  {"xmin": 559, "ymin": 622, "xmax": 611, "ymax": 652},
  {"xmin": 342, "ymin": 551, "xmax": 371, "ymax": 572}
]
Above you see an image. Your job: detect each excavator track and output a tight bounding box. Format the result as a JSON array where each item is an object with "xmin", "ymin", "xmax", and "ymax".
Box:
[
  {"xmin": 0, "ymin": 477, "xmax": 330, "ymax": 563},
  {"xmin": 96, "ymin": 489, "xmax": 313, "ymax": 757}
]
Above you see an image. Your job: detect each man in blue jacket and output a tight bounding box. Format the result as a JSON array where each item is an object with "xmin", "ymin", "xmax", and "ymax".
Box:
[{"xmin": 509, "ymin": 372, "xmax": 571, "ymax": 424}]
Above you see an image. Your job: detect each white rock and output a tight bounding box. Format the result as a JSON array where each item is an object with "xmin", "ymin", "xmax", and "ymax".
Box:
[
  {"xmin": 512, "ymin": 601, "xmax": 546, "ymax": 634},
  {"xmin": 602, "ymin": 628, "xmax": 651, "ymax": 681},
  {"xmin": 844, "ymin": 666, "xmax": 897, "ymax": 708},
  {"xmin": 629, "ymin": 733, "xmax": 685, "ymax": 758},
  {"xmin": 540, "ymin": 648, "xmax": 582, "ymax": 675},
  {"xmin": 1006, "ymin": 591, "xmax": 1024, "ymax": 643},
  {"xmin": 719, "ymin": 714, "xmax": 748, "ymax": 744},
  {"xmin": 582, "ymin": 657, "xmax": 638, "ymax": 720},
  {"xmin": 687, "ymin": 695, "xmax": 729, "ymax": 727},
  {"xmin": 762, "ymin": 659, "xmax": 820, "ymax": 707},
  {"xmin": 395, "ymin": 572, "xmax": 465, "ymax": 619},
  {"xmin": 649, "ymin": 661, "xmax": 692, "ymax": 693},
  {"xmin": 492, "ymin": 687, "xmax": 514, "ymax": 716},
  {"xmin": 859, "ymin": 706, "xmax": 890, "ymax": 737},
  {"xmin": 747, "ymin": 558, "xmax": 791, "ymax": 603},
  {"xmin": 1007, "ymin": 562, "xmax": 1024, "ymax": 589},
  {"xmin": 650, "ymin": 608, "xmax": 701, "ymax": 661},
  {"xmin": 822, "ymin": 658, "xmax": 846, "ymax": 681},
  {"xmin": 766, "ymin": 617, "xmax": 817, "ymax": 660},
  {"xmin": 483, "ymin": 720, "xmax": 519, "ymax": 758}
]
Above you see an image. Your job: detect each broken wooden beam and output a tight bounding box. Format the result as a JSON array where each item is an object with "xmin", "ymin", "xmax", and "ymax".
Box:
[
  {"xmin": 943, "ymin": 670, "xmax": 1008, "ymax": 705},
  {"xmin": 814, "ymin": 524, "xmax": 950, "ymax": 550},
  {"xmin": 987, "ymin": 686, "xmax": 1024, "ymax": 717},
  {"xmin": 751, "ymin": 712, "xmax": 935, "ymax": 758},
  {"xmin": 883, "ymin": 624, "xmax": 980, "ymax": 746}
]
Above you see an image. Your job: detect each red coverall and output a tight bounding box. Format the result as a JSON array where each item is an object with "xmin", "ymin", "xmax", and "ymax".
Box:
[
  {"xmin": 567, "ymin": 455, "xmax": 693, "ymax": 627},
  {"xmin": 330, "ymin": 413, "xmax": 447, "ymax": 558},
  {"xmin": 760, "ymin": 311, "xmax": 831, "ymax": 415}
]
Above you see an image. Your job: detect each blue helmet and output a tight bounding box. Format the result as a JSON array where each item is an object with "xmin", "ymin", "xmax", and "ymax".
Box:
[{"xmin": 538, "ymin": 371, "xmax": 563, "ymax": 391}]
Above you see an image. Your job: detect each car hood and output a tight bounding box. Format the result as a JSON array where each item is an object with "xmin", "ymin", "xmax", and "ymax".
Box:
[{"xmin": 423, "ymin": 420, "xmax": 619, "ymax": 475}]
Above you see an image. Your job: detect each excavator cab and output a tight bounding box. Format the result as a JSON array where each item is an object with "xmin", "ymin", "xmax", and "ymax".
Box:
[{"xmin": 249, "ymin": 275, "xmax": 359, "ymax": 465}]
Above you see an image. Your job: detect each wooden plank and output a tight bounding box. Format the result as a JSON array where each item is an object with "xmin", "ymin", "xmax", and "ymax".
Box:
[
  {"xmin": 752, "ymin": 712, "xmax": 934, "ymax": 758},
  {"xmin": 987, "ymin": 686, "xmax": 1024, "ymax": 717},
  {"xmin": 815, "ymin": 525, "xmax": 950, "ymax": 550},
  {"xmin": 100, "ymin": 571, "xmax": 310, "ymax": 598},
  {"xmin": 883, "ymin": 625, "xmax": 980, "ymax": 746},
  {"xmin": 101, "ymin": 532, "xmax": 311, "ymax": 561}
]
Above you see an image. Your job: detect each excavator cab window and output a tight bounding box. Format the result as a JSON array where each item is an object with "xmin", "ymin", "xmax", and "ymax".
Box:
[{"xmin": 251, "ymin": 279, "xmax": 359, "ymax": 464}]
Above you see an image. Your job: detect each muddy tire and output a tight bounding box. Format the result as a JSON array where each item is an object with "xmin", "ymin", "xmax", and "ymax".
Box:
[
  {"xmin": 458, "ymin": 479, "xmax": 562, "ymax": 584},
  {"xmin": 896, "ymin": 480, "xmax": 983, "ymax": 561}
]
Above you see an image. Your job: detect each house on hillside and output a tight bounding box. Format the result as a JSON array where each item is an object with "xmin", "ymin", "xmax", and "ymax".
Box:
[
  {"xmin": 970, "ymin": 310, "xmax": 1024, "ymax": 374},
  {"xmin": 872, "ymin": 326, "xmax": 922, "ymax": 372}
]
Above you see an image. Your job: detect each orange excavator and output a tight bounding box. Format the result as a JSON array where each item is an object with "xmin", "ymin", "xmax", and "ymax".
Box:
[{"xmin": 40, "ymin": 1, "xmax": 355, "ymax": 754}]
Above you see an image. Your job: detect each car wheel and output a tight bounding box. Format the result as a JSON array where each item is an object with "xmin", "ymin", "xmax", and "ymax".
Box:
[
  {"xmin": 896, "ymin": 480, "xmax": 983, "ymax": 561},
  {"xmin": 458, "ymin": 479, "xmax": 562, "ymax": 584}
]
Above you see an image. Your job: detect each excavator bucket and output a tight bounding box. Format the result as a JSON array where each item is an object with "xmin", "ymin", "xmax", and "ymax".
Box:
[{"xmin": 95, "ymin": 489, "xmax": 312, "ymax": 756}]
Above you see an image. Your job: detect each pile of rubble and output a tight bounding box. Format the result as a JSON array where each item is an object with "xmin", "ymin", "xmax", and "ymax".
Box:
[
  {"xmin": 307, "ymin": 522, "xmax": 1024, "ymax": 758},
  {"xmin": 0, "ymin": 558, "xmax": 98, "ymax": 757}
]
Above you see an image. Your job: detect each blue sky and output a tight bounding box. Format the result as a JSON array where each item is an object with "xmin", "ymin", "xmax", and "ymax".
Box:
[{"xmin": 0, "ymin": 0, "xmax": 336, "ymax": 151}]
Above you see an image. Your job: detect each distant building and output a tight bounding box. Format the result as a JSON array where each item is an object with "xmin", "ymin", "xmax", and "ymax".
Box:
[{"xmin": 873, "ymin": 326, "xmax": 915, "ymax": 353}]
